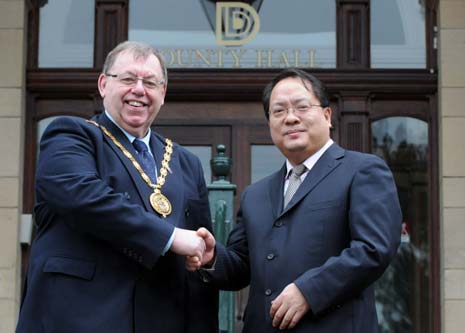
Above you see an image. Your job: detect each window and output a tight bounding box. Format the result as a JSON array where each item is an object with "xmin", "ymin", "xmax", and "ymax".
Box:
[
  {"xmin": 38, "ymin": 0, "xmax": 95, "ymax": 68},
  {"xmin": 372, "ymin": 117, "xmax": 430, "ymax": 333},
  {"xmin": 371, "ymin": 0, "xmax": 426, "ymax": 68},
  {"xmin": 129, "ymin": 0, "xmax": 336, "ymax": 68},
  {"xmin": 251, "ymin": 145, "xmax": 283, "ymax": 183}
]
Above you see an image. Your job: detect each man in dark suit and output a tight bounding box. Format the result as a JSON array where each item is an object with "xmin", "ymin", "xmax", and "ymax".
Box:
[
  {"xmin": 17, "ymin": 41, "xmax": 218, "ymax": 333},
  {"xmin": 193, "ymin": 69, "xmax": 402, "ymax": 332}
]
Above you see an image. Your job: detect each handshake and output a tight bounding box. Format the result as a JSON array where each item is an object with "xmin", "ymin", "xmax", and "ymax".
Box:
[{"xmin": 170, "ymin": 227, "xmax": 216, "ymax": 271}]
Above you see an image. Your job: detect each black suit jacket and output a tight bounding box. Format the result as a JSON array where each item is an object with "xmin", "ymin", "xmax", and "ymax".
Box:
[
  {"xmin": 208, "ymin": 144, "xmax": 401, "ymax": 333},
  {"xmin": 17, "ymin": 113, "xmax": 218, "ymax": 333}
]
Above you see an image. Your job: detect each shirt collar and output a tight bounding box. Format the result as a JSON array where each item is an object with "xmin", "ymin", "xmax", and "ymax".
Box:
[
  {"xmin": 104, "ymin": 110, "xmax": 152, "ymax": 148},
  {"xmin": 285, "ymin": 139, "xmax": 334, "ymax": 178}
]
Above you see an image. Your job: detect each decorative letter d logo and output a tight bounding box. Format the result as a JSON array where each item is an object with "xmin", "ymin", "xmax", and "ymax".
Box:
[{"xmin": 216, "ymin": 2, "xmax": 260, "ymax": 46}]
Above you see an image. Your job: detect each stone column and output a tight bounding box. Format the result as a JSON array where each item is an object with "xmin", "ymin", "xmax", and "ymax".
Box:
[
  {"xmin": 0, "ymin": 0, "xmax": 26, "ymax": 331},
  {"xmin": 439, "ymin": 1, "xmax": 465, "ymax": 332}
]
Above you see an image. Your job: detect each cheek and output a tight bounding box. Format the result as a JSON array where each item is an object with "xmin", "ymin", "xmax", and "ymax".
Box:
[
  {"xmin": 304, "ymin": 117, "xmax": 321, "ymax": 129},
  {"xmin": 150, "ymin": 89, "xmax": 165, "ymax": 103},
  {"xmin": 107, "ymin": 90, "xmax": 125, "ymax": 104},
  {"xmin": 269, "ymin": 123, "xmax": 280, "ymax": 139},
  {"xmin": 148, "ymin": 108, "xmax": 160, "ymax": 119}
]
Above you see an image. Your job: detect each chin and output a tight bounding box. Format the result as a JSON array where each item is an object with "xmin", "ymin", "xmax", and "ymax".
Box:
[
  {"xmin": 284, "ymin": 140, "xmax": 307, "ymax": 151},
  {"xmin": 124, "ymin": 113, "xmax": 147, "ymax": 123}
]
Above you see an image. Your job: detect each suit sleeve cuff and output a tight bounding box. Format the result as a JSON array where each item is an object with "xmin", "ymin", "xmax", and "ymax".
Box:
[{"xmin": 162, "ymin": 228, "xmax": 176, "ymax": 255}]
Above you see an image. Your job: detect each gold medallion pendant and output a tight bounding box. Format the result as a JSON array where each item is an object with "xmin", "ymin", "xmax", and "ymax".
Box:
[
  {"xmin": 150, "ymin": 191, "xmax": 172, "ymax": 218},
  {"xmin": 87, "ymin": 120, "xmax": 174, "ymax": 218}
]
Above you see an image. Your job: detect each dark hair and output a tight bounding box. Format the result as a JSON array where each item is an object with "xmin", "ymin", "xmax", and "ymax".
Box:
[
  {"xmin": 102, "ymin": 41, "xmax": 168, "ymax": 84},
  {"xmin": 262, "ymin": 68, "xmax": 329, "ymax": 120}
]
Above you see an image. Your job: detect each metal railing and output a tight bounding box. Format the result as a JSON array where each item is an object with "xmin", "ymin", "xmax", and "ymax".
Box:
[{"xmin": 207, "ymin": 144, "xmax": 236, "ymax": 333}]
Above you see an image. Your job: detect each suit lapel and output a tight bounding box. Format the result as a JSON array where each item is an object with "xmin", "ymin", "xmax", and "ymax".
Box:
[
  {"xmin": 278, "ymin": 144, "xmax": 345, "ymax": 217},
  {"xmin": 150, "ymin": 132, "xmax": 184, "ymax": 227},
  {"xmin": 269, "ymin": 164, "xmax": 287, "ymax": 220},
  {"xmin": 96, "ymin": 113, "xmax": 154, "ymax": 212}
]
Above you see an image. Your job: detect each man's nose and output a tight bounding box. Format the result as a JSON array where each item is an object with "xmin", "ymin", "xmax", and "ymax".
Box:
[
  {"xmin": 284, "ymin": 108, "xmax": 300, "ymax": 122},
  {"xmin": 131, "ymin": 79, "xmax": 146, "ymax": 94}
]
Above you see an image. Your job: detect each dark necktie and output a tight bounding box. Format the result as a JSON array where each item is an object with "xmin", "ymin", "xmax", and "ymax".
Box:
[
  {"xmin": 132, "ymin": 138, "xmax": 156, "ymax": 183},
  {"xmin": 283, "ymin": 164, "xmax": 307, "ymax": 208}
]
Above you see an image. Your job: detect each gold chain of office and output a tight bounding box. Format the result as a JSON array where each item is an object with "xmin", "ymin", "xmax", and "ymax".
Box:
[{"xmin": 86, "ymin": 120, "xmax": 173, "ymax": 218}]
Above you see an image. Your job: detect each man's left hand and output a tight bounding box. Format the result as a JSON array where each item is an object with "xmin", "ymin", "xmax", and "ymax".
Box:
[{"xmin": 270, "ymin": 283, "xmax": 310, "ymax": 330}]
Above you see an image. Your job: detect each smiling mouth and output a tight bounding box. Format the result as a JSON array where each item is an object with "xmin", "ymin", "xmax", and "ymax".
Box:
[
  {"xmin": 126, "ymin": 100, "xmax": 147, "ymax": 107},
  {"xmin": 285, "ymin": 129, "xmax": 303, "ymax": 135}
]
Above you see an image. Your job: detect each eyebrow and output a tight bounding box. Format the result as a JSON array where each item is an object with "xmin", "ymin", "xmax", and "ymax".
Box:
[
  {"xmin": 290, "ymin": 97, "xmax": 310, "ymax": 104},
  {"xmin": 121, "ymin": 71, "xmax": 158, "ymax": 79},
  {"xmin": 271, "ymin": 97, "xmax": 310, "ymax": 107}
]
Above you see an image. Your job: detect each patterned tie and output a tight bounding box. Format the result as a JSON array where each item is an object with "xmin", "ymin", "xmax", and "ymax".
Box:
[
  {"xmin": 283, "ymin": 164, "xmax": 307, "ymax": 208},
  {"xmin": 132, "ymin": 138, "xmax": 157, "ymax": 183}
]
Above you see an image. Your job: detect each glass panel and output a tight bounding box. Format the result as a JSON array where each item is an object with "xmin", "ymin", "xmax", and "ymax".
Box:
[
  {"xmin": 38, "ymin": 0, "xmax": 95, "ymax": 68},
  {"xmin": 183, "ymin": 146, "xmax": 212, "ymax": 184},
  {"xmin": 251, "ymin": 145, "xmax": 284, "ymax": 183},
  {"xmin": 371, "ymin": 0, "xmax": 426, "ymax": 68},
  {"xmin": 129, "ymin": 0, "xmax": 336, "ymax": 68},
  {"xmin": 37, "ymin": 117, "xmax": 60, "ymax": 157},
  {"xmin": 371, "ymin": 117, "xmax": 430, "ymax": 333}
]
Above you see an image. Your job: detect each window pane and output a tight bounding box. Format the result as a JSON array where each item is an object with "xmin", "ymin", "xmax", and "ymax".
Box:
[
  {"xmin": 129, "ymin": 0, "xmax": 336, "ymax": 68},
  {"xmin": 251, "ymin": 145, "xmax": 284, "ymax": 183},
  {"xmin": 38, "ymin": 0, "xmax": 95, "ymax": 68},
  {"xmin": 371, "ymin": 117, "xmax": 430, "ymax": 333},
  {"xmin": 37, "ymin": 117, "xmax": 60, "ymax": 157},
  {"xmin": 371, "ymin": 0, "xmax": 426, "ymax": 68},
  {"xmin": 183, "ymin": 146, "xmax": 212, "ymax": 184}
]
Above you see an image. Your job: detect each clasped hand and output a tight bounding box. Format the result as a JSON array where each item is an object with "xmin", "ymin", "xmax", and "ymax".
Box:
[
  {"xmin": 170, "ymin": 227, "xmax": 216, "ymax": 271},
  {"xmin": 168, "ymin": 228, "xmax": 204, "ymax": 262},
  {"xmin": 181, "ymin": 228, "xmax": 216, "ymax": 272}
]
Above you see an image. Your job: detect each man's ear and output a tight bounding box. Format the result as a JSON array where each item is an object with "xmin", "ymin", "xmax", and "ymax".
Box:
[
  {"xmin": 159, "ymin": 84, "xmax": 167, "ymax": 106},
  {"xmin": 97, "ymin": 73, "xmax": 107, "ymax": 98},
  {"xmin": 324, "ymin": 107, "xmax": 332, "ymax": 127}
]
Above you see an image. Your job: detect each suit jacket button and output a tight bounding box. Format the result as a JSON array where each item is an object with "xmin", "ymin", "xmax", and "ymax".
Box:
[
  {"xmin": 185, "ymin": 209, "xmax": 190, "ymax": 217},
  {"xmin": 267, "ymin": 253, "xmax": 275, "ymax": 260},
  {"xmin": 265, "ymin": 289, "xmax": 272, "ymax": 296},
  {"xmin": 274, "ymin": 221, "xmax": 283, "ymax": 227}
]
